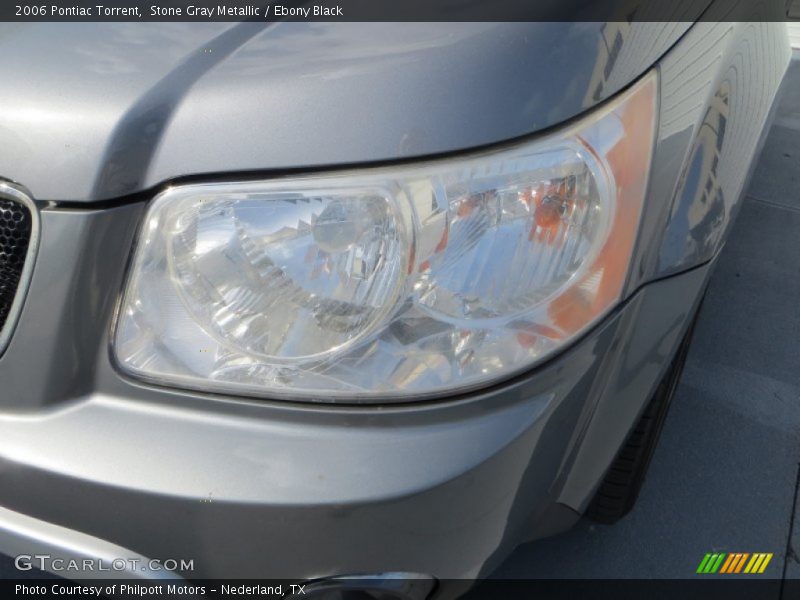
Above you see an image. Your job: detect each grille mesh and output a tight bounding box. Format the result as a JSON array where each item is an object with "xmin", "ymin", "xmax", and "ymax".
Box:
[{"xmin": 0, "ymin": 197, "xmax": 32, "ymax": 334}]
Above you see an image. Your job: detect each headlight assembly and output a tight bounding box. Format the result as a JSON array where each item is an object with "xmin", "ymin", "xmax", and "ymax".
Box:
[{"xmin": 113, "ymin": 72, "xmax": 657, "ymax": 402}]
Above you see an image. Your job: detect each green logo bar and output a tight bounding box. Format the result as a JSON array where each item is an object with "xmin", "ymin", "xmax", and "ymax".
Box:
[
  {"xmin": 697, "ymin": 553, "xmax": 726, "ymax": 573},
  {"xmin": 696, "ymin": 553, "xmax": 713, "ymax": 573}
]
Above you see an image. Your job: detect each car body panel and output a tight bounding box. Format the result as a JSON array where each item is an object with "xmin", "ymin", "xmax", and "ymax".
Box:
[
  {"xmin": 645, "ymin": 20, "xmax": 790, "ymax": 282},
  {"xmin": 0, "ymin": 22, "xmax": 691, "ymax": 202}
]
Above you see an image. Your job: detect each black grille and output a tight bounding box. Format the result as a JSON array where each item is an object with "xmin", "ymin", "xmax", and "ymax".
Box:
[{"xmin": 0, "ymin": 197, "xmax": 32, "ymax": 333}]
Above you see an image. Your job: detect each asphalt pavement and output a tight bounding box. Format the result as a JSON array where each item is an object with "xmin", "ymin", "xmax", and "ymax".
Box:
[{"xmin": 2, "ymin": 56, "xmax": 800, "ymax": 591}]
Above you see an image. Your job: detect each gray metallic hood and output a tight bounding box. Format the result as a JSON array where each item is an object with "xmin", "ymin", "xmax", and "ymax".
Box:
[{"xmin": 0, "ymin": 22, "xmax": 690, "ymax": 203}]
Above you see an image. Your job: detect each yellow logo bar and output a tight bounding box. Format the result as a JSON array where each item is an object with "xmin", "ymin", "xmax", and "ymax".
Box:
[{"xmin": 744, "ymin": 553, "xmax": 773, "ymax": 574}]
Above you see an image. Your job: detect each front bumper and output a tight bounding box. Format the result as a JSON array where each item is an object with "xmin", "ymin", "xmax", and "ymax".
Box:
[{"xmin": 0, "ymin": 201, "xmax": 712, "ymax": 581}]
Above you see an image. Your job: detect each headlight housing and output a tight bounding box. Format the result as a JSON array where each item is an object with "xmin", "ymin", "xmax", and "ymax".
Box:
[{"xmin": 114, "ymin": 73, "xmax": 656, "ymax": 403}]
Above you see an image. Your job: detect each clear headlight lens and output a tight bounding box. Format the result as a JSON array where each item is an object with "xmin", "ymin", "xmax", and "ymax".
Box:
[{"xmin": 114, "ymin": 73, "xmax": 656, "ymax": 402}]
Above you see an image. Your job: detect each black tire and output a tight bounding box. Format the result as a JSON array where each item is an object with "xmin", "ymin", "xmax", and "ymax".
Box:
[{"xmin": 585, "ymin": 304, "xmax": 701, "ymax": 524}]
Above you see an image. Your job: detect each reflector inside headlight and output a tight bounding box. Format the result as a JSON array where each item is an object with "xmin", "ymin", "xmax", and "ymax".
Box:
[{"xmin": 114, "ymin": 73, "xmax": 656, "ymax": 402}]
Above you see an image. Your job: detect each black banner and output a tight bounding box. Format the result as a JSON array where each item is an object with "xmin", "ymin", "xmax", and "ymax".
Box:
[
  {"xmin": 0, "ymin": 0, "xmax": 797, "ymax": 22},
  {"xmin": 2, "ymin": 579, "xmax": 800, "ymax": 600}
]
